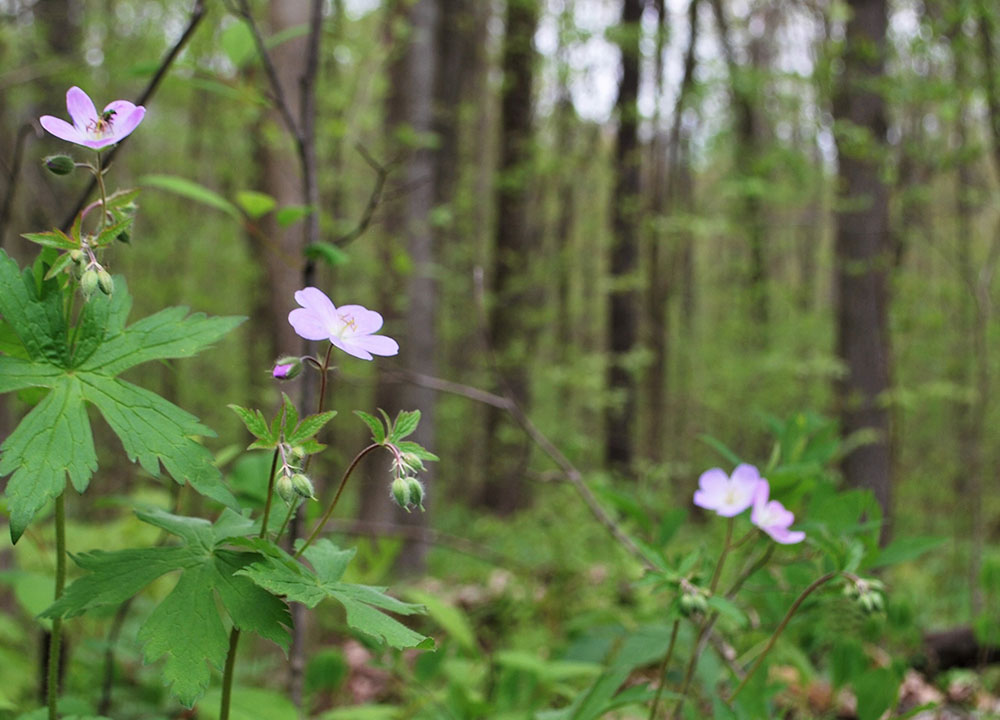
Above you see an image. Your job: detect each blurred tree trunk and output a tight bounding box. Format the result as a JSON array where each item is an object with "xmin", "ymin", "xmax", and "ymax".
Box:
[
  {"xmin": 481, "ymin": 0, "xmax": 539, "ymax": 513},
  {"xmin": 606, "ymin": 0, "xmax": 644, "ymax": 474},
  {"xmin": 832, "ymin": 0, "xmax": 893, "ymax": 541},
  {"xmin": 644, "ymin": 0, "xmax": 699, "ymax": 461},
  {"xmin": 711, "ymin": 0, "xmax": 771, "ymax": 339},
  {"xmin": 360, "ymin": 1, "xmax": 410, "ymax": 531},
  {"xmin": 361, "ymin": 0, "xmax": 439, "ymax": 573}
]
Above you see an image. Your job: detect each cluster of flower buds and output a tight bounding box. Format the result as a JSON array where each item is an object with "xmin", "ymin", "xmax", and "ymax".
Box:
[
  {"xmin": 843, "ymin": 576, "xmax": 886, "ymax": 615},
  {"xmin": 71, "ymin": 246, "xmax": 113, "ymax": 299},
  {"xmin": 389, "ymin": 450, "xmax": 425, "ymax": 512},
  {"xmin": 678, "ymin": 577, "xmax": 710, "ymax": 617},
  {"xmin": 275, "ymin": 442, "xmax": 315, "ymax": 505}
]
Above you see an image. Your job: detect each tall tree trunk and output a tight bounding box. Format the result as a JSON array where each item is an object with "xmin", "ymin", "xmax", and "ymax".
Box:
[
  {"xmin": 711, "ymin": 0, "xmax": 770, "ymax": 338},
  {"xmin": 832, "ymin": 0, "xmax": 893, "ymax": 541},
  {"xmin": 361, "ymin": 0, "xmax": 439, "ymax": 573},
  {"xmin": 481, "ymin": 0, "xmax": 539, "ymax": 513},
  {"xmin": 605, "ymin": 0, "xmax": 644, "ymax": 474}
]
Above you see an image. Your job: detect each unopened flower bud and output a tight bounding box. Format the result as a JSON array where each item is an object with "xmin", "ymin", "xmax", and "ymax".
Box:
[
  {"xmin": 287, "ymin": 445, "xmax": 306, "ymax": 465},
  {"xmin": 290, "ymin": 473, "xmax": 316, "ymax": 500},
  {"xmin": 44, "ymin": 154, "xmax": 75, "ymax": 176},
  {"xmin": 80, "ymin": 269, "xmax": 99, "ymax": 298},
  {"xmin": 404, "ymin": 476, "xmax": 425, "ymax": 511},
  {"xmin": 276, "ymin": 473, "xmax": 296, "ymax": 504},
  {"xmin": 97, "ymin": 269, "xmax": 114, "ymax": 295},
  {"xmin": 390, "ymin": 476, "xmax": 411, "ymax": 511},
  {"xmin": 272, "ymin": 356, "xmax": 303, "ymax": 381},
  {"xmin": 69, "ymin": 249, "xmax": 83, "ymax": 263}
]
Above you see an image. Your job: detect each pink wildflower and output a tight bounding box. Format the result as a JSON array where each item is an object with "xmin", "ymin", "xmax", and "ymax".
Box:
[
  {"xmin": 288, "ymin": 287, "xmax": 398, "ymax": 361},
  {"xmin": 40, "ymin": 86, "xmax": 145, "ymax": 150},
  {"xmin": 693, "ymin": 464, "xmax": 761, "ymax": 517},
  {"xmin": 751, "ymin": 480, "xmax": 806, "ymax": 544}
]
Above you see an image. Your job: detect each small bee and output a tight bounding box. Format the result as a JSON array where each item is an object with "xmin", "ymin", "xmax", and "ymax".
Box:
[{"xmin": 88, "ymin": 108, "xmax": 116, "ymax": 134}]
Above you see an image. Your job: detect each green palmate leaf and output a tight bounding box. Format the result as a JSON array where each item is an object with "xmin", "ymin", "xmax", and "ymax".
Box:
[
  {"xmin": 281, "ymin": 393, "xmax": 299, "ymax": 433},
  {"xmin": 238, "ymin": 539, "xmax": 431, "ymax": 650},
  {"xmin": 229, "ymin": 404, "xmax": 273, "ymax": 443},
  {"xmin": 43, "ymin": 508, "xmax": 291, "ymax": 707},
  {"xmin": 389, "ymin": 410, "xmax": 420, "ymax": 443},
  {"xmin": 288, "ymin": 410, "xmax": 337, "ymax": 445},
  {"xmin": 354, "ymin": 411, "xmax": 386, "ymax": 444},
  {"xmin": 0, "ymin": 377, "xmax": 97, "ymax": 539},
  {"xmin": 0, "ymin": 249, "xmax": 242, "ymax": 542}
]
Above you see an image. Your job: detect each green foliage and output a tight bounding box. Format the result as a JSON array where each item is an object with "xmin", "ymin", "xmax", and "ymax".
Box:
[
  {"xmin": 0, "ymin": 250, "xmax": 242, "ymax": 541},
  {"xmin": 43, "ymin": 508, "xmax": 291, "ymax": 707},
  {"xmin": 238, "ymin": 539, "xmax": 432, "ymax": 650}
]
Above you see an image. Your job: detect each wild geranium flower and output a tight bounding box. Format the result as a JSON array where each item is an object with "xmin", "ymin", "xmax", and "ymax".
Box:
[
  {"xmin": 751, "ymin": 480, "xmax": 806, "ymax": 544},
  {"xmin": 693, "ymin": 463, "xmax": 761, "ymax": 517},
  {"xmin": 40, "ymin": 86, "xmax": 146, "ymax": 150},
  {"xmin": 288, "ymin": 287, "xmax": 399, "ymax": 361}
]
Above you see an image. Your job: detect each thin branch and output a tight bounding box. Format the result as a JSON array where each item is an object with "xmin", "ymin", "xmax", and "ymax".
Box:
[
  {"xmin": 60, "ymin": 0, "xmax": 207, "ymax": 230},
  {"xmin": 0, "ymin": 122, "xmax": 35, "ymax": 247},
  {"xmin": 331, "ymin": 144, "xmax": 394, "ymax": 247},
  {"xmin": 230, "ymin": 0, "xmax": 303, "ymax": 142}
]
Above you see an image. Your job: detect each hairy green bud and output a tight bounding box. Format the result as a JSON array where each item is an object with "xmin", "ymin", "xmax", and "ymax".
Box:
[
  {"xmin": 290, "ymin": 473, "xmax": 316, "ymax": 500},
  {"xmin": 44, "ymin": 154, "xmax": 75, "ymax": 176},
  {"xmin": 97, "ymin": 269, "xmax": 114, "ymax": 296},
  {"xmin": 80, "ymin": 269, "xmax": 99, "ymax": 298},
  {"xmin": 276, "ymin": 473, "xmax": 296, "ymax": 504}
]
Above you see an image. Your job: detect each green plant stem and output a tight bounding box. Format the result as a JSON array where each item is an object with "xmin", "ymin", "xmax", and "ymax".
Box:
[
  {"xmin": 728, "ymin": 571, "xmax": 839, "ymax": 703},
  {"xmin": 316, "ymin": 343, "xmax": 334, "ymax": 413},
  {"xmin": 93, "ymin": 151, "xmax": 108, "ymax": 231},
  {"xmin": 726, "ymin": 544, "xmax": 773, "ymax": 599},
  {"xmin": 295, "ymin": 443, "xmax": 381, "ymax": 558},
  {"xmin": 47, "ymin": 494, "xmax": 66, "ymax": 720},
  {"xmin": 259, "ymin": 447, "xmax": 281, "ymax": 539},
  {"xmin": 276, "ymin": 501, "xmax": 298, "ymax": 540},
  {"xmin": 219, "ymin": 627, "xmax": 241, "ymax": 720},
  {"xmin": 647, "ymin": 618, "xmax": 680, "ymax": 720},
  {"xmin": 670, "ymin": 518, "xmax": 735, "ymax": 719}
]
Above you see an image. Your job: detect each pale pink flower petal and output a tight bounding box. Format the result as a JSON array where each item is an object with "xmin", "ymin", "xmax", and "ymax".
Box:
[
  {"xmin": 693, "ymin": 464, "xmax": 761, "ymax": 517},
  {"xmin": 39, "ymin": 116, "xmax": 83, "ymax": 145},
  {"xmin": 751, "ymin": 480, "xmax": 806, "ymax": 544},
  {"xmin": 348, "ymin": 334, "xmax": 399, "ymax": 357},
  {"xmin": 288, "ymin": 307, "xmax": 331, "ymax": 341},
  {"xmin": 66, "ymin": 86, "xmax": 97, "ymax": 129}
]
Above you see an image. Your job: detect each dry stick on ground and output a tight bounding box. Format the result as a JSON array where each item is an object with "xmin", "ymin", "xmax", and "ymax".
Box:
[
  {"xmin": 60, "ymin": 0, "xmax": 207, "ymax": 231},
  {"xmin": 0, "ymin": 123, "xmax": 37, "ymax": 247}
]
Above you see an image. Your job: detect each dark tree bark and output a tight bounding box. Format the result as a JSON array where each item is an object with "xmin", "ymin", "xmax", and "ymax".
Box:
[
  {"xmin": 605, "ymin": 0, "xmax": 644, "ymax": 474},
  {"xmin": 481, "ymin": 0, "xmax": 539, "ymax": 513},
  {"xmin": 831, "ymin": 0, "xmax": 893, "ymax": 540}
]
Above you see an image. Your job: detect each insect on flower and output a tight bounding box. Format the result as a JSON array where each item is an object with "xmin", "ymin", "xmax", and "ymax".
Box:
[{"xmin": 40, "ymin": 87, "xmax": 145, "ymax": 150}]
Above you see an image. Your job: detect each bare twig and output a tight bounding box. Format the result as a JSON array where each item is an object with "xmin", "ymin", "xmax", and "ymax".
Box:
[
  {"xmin": 331, "ymin": 144, "xmax": 394, "ymax": 247},
  {"xmin": 0, "ymin": 122, "xmax": 36, "ymax": 247},
  {"xmin": 60, "ymin": 0, "xmax": 207, "ymax": 230}
]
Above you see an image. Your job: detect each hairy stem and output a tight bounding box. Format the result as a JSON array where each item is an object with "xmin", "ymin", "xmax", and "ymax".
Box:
[
  {"xmin": 317, "ymin": 343, "xmax": 334, "ymax": 414},
  {"xmin": 47, "ymin": 494, "xmax": 66, "ymax": 720},
  {"xmin": 728, "ymin": 572, "xmax": 840, "ymax": 703},
  {"xmin": 260, "ymin": 447, "xmax": 281, "ymax": 539},
  {"xmin": 296, "ymin": 443, "xmax": 381, "ymax": 558},
  {"xmin": 219, "ymin": 627, "xmax": 241, "ymax": 720},
  {"xmin": 647, "ymin": 619, "xmax": 681, "ymax": 720},
  {"xmin": 670, "ymin": 518, "xmax": 734, "ymax": 719}
]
